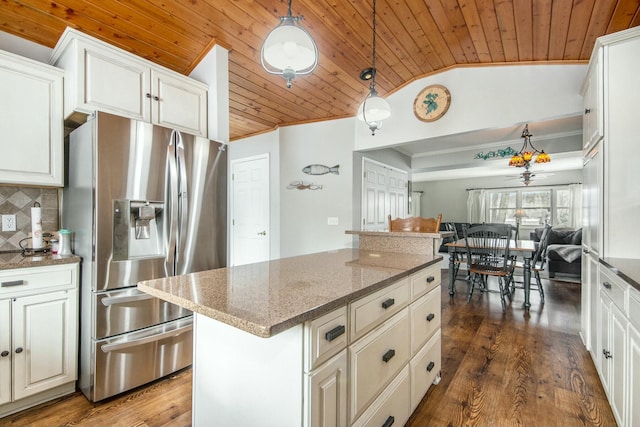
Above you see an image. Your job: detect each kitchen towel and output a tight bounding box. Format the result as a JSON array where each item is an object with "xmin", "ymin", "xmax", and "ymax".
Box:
[{"xmin": 31, "ymin": 205, "xmax": 43, "ymax": 249}]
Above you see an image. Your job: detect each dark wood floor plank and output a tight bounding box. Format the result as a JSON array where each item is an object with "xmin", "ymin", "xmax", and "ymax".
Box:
[{"xmin": 1, "ymin": 272, "xmax": 617, "ymax": 427}]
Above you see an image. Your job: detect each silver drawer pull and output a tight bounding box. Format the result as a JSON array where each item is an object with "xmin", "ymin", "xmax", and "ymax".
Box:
[{"xmin": 1, "ymin": 280, "xmax": 24, "ymax": 287}]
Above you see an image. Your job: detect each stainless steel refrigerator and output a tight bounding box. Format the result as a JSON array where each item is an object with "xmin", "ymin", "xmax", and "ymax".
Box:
[{"xmin": 63, "ymin": 111, "xmax": 227, "ymax": 402}]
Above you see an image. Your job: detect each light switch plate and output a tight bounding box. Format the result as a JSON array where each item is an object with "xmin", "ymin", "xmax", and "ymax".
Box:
[
  {"xmin": 2, "ymin": 215, "xmax": 17, "ymax": 232},
  {"xmin": 327, "ymin": 217, "xmax": 339, "ymax": 226}
]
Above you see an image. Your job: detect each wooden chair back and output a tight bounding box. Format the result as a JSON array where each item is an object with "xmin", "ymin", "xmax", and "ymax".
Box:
[
  {"xmin": 388, "ymin": 213, "xmax": 442, "ymax": 233},
  {"xmin": 463, "ymin": 223, "xmax": 513, "ymax": 276}
]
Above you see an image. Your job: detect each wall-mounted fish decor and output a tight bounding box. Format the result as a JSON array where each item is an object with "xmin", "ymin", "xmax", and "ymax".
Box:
[
  {"xmin": 287, "ymin": 181, "xmax": 323, "ymax": 190},
  {"xmin": 302, "ymin": 164, "xmax": 339, "ymax": 175}
]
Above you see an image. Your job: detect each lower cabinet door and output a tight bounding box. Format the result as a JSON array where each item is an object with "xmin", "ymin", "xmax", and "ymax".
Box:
[
  {"xmin": 629, "ymin": 323, "xmax": 640, "ymax": 427},
  {"xmin": 305, "ymin": 349, "xmax": 347, "ymax": 427},
  {"xmin": 12, "ymin": 290, "xmax": 78, "ymax": 401},
  {"xmin": 0, "ymin": 299, "xmax": 11, "ymax": 405},
  {"xmin": 410, "ymin": 329, "xmax": 441, "ymax": 412},
  {"xmin": 351, "ymin": 365, "xmax": 411, "ymax": 427}
]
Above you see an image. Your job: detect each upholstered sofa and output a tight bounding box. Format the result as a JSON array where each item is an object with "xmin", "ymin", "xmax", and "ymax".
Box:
[{"xmin": 531, "ymin": 227, "xmax": 582, "ymax": 278}]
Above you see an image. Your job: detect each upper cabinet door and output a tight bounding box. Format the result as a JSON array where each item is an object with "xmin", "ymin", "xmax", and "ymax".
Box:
[
  {"xmin": 582, "ymin": 48, "xmax": 603, "ymax": 155},
  {"xmin": 51, "ymin": 28, "xmax": 207, "ymax": 137},
  {"xmin": 83, "ymin": 47, "xmax": 151, "ymax": 123},
  {"xmin": 152, "ymin": 69, "xmax": 207, "ymax": 137},
  {"xmin": 0, "ymin": 50, "xmax": 64, "ymax": 187}
]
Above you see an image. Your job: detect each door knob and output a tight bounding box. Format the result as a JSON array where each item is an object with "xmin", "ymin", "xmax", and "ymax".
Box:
[
  {"xmin": 1, "ymin": 350, "xmax": 8, "ymax": 357},
  {"xmin": 15, "ymin": 347, "xmax": 23, "ymax": 354},
  {"xmin": 257, "ymin": 231, "xmax": 267, "ymax": 236}
]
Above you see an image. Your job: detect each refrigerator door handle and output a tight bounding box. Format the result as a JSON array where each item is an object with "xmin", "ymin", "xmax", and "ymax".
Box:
[
  {"xmin": 165, "ymin": 135, "xmax": 179, "ymax": 276},
  {"xmin": 174, "ymin": 131, "xmax": 189, "ymax": 272},
  {"xmin": 100, "ymin": 293, "xmax": 155, "ymax": 306},
  {"xmin": 100, "ymin": 324, "xmax": 193, "ymax": 353}
]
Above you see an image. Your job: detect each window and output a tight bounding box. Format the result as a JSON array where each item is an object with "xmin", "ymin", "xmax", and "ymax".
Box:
[{"xmin": 484, "ymin": 186, "xmax": 574, "ymax": 227}]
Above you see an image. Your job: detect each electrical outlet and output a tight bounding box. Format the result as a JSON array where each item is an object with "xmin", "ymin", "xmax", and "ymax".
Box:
[{"xmin": 2, "ymin": 214, "xmax": 17, "ymax": 232}]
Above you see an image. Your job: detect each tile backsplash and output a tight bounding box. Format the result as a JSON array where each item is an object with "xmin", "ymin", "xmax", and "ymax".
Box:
[{"xmin": 0, "ymin": 186, "xmax": 60, "ymax": 251}]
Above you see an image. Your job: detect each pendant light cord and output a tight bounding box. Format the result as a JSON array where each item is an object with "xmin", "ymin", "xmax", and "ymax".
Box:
[{"xmin": 371, "ymin": 0, "xmax": 377, "ymax": 90}]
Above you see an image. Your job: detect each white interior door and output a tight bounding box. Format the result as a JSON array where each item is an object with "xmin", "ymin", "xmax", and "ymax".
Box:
[
  {"xmin": 231, "ymin": 154, "xmax": 270, "ymax": 266},
  {"xmin": 361, "ymin": 158, "xmax": 408, "ymax": 231}
]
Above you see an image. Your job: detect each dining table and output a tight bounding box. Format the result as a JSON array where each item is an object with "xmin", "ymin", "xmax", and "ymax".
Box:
[{"xmin": 445, "ymin": 238, "xmax": 537, "ymax": 310}]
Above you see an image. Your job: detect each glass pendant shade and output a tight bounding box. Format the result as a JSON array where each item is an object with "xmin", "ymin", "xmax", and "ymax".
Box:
[
  {"xmin": 357, "ymin": 90, "xmax": 391, "ymax": 135},
  {"xmin": 509, "ymin": 154, "xmax": 525, "ymax": 167},
  {"xmin": 261, "ymin": 12, "xmax": 319, "ymax": 88},
  {"xmin": 535, "ymin": 151, "xmax": 551, "ymax": 163}
]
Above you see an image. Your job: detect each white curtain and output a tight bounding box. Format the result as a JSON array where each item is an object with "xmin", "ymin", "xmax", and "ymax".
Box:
[
  {"xmin": 410, "ymin": 191, "xmax": 422, "ymax": 217},
  {"xmin": 466, "ymin": 189, "xmax": 486, "ymax": 223},
  {"xmin": 569, "ymin": 183, "xmax": 583, "ymax": 229}
]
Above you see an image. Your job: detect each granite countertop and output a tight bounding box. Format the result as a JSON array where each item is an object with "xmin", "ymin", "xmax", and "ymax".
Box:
[
  {"xmin": 0, "ymin": 251, "xmax": 81, "ymax": 270},
  {"xmin": 600, "ymin": 257, "xmax": 640, "ymax": 292},
  {"xmin": 346, "ymin": 230, "xmax": 452, "ymax": 238},
  {"xmin": 138, "ymin": 248, "xmax": 441, "ymax": 338}
]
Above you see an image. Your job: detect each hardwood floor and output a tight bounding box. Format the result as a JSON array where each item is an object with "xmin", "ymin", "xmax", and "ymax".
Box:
[{"xmin": 1, "ymin": 271, "xmax": 616, "ymax": 427}]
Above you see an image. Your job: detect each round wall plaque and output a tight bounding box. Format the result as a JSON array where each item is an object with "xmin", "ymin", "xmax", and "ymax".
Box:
[{"xmin": 413, "ymin": 84, "xmax": 451, "ymax": 122}]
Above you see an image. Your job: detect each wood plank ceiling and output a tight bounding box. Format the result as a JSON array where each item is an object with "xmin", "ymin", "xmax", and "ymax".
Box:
[{"xmin": 2, "ymin": 0, "xmax": 640, "ymax": 141}]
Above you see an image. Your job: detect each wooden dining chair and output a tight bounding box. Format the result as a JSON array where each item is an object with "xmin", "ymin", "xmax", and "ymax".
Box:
[
  {"xmin": 509, "ymin": 223, "xmax": 551, "ymax": 303},
  {"xmin": 463, "ymin": 223, "xmax": 514, "ymax": 312},
  {"xmin": 388, "ymin": 214, "xmax": 442, "ymax": 233}
]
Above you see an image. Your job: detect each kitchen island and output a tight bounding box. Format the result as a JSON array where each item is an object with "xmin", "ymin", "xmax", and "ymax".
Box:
[{"xmin": 138, "ymin": 248, "xmax": 443, "ymax": 427}]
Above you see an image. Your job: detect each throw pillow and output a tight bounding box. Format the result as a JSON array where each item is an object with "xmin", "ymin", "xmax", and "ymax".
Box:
[{"xmin": 570, "ymin": 228, "xmax": 582, "ymax": 245}]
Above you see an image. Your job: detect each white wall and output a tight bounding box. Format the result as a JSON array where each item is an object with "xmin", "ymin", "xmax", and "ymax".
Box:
[
  {"xmin": 0, "ymin": 30, "xmax": 52, "ymax": 62},
  {"xmin": 279, "ymin": 118, "xmax": 355, "ymax": 257},
  {"xmin": 413, "ymin": 169, "xmax": 583, "ymax": 222},
  {"xmin": 354, "ymin": 64, "xmax": 587, "ymax": 151},
  {"xmin": 228, "ymin": 131, "xmax": 282, "ymax": 260}
]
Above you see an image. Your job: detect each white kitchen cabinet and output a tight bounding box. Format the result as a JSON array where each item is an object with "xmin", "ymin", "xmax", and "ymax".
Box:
[
  {"xmin": 0, "ymin": 263, "xmax": 79, "ymax": 418},
  {"xmin": 192, "ymin": 263, "xmax": 442, "ymax": 427},
  {"xmin": 594, "ymin": 264, "xmax": 640, "ymax": 427},
  {"xmin": 0, "ymin": 299, "xmax": 10, "ymax": 406},
  {"xmin": 50, "ymin": 27, "xmax": 207, "ymax": 137},
  {"xmin": 581, "ymin": 48, "xmax": 603, "ymax": 154},
  {"xmin": 305, "ymin": 349, "xmax": 348, "ymax": 427},
  {"xmin": 598, "ymin": 27, "xmax": 640, "ymax": 259},
  {"xmin": 581, "ymin": 142, "xmax": 602, "ymax": 353},
  {"xmin": 0, "ymin": 49, "xmax": 64, "ymax": 187},
  {"xmin": 628, "ymin": 322, "xmax": 640, "ymax": 427}
]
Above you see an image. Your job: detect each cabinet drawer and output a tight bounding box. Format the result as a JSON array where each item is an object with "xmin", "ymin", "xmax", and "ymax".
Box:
[
  {"xmin": 410, "ymin": 287, "xmax": 441, "ymax": 355},
  {"xmin": 410, "ymin": 329, "xmax": 441, "ymax": 412},
  {"xmin": 410, "ymin": 264, "xmax": 441, "ymax": 299},
  {"xmin": 304, "ymin": 306, "xmax": 348, "ymax": 371},
  {"xmin": 0, "ymin": 264, "xmax": 75, "ymax": 296},
  {"xmin": 351, "ymin": 365, "xmax": 411, "ymax": 427},
  {"xmin": 350, "ymin": 277, "xmax": 410, "ymax": 341},
  {"xmin": 628, "ymin": 287, "xmax": 640, "ymax": 331},
  {"xmin": 350, "ymin": 309, "xmax": 410, "ymax": 422},
  {"xmin": 600, "ymin": 268, "xmax": 626, "ymax": 311}
]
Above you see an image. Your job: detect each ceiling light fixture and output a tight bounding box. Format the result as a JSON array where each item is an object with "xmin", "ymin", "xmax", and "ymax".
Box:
[
  {"xmin": 357, "ymin": 0, "xmax": 391, "ymax": 135},
  {"xmin": 260, "ymin": 0, "xmax": 319, "ymax": 88},
  {"xmin": 508, "ymin": 124, "xmax": 551, "ymax": 167}
]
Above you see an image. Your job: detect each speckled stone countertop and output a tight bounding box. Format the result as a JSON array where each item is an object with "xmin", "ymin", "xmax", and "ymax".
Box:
[
  {"xmin": 138, "ymin": 248, "xmax": 441, "ymax": 338},
  {"xmin": 0, "ymin": 252, "xmax": 81, "ymax": 270},
  {"xmin": 346, "ymin": 230, "xmax": 451, "ymax": 238},
  {"xmin": 600, "ymin": 257, "xmax": 640, "ymax": 292}
]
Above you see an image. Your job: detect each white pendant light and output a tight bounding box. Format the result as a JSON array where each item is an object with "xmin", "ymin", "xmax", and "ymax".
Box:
[
  {"xmin": 358, "ymin": 0, "xmax": 390, "ymax": 135},
  {"xmin": 261, "ymin": 0, "xmax": 319, "ymax": 88}
]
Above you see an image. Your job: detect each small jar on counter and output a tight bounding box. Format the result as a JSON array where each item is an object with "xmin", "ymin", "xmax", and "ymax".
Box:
[{"xmin": 50, "ymin": 238, "xmax": 59, "ymax": 254}]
